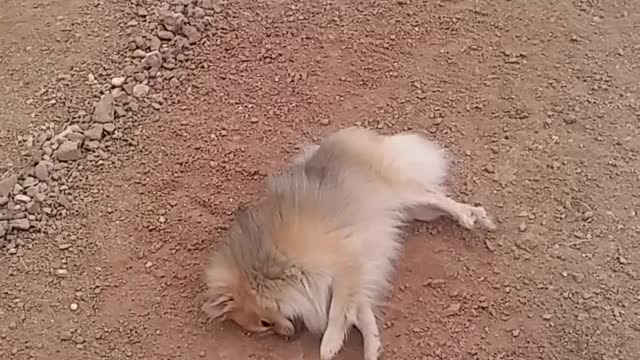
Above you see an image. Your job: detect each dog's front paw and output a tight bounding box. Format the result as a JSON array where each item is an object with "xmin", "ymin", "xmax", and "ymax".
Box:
[
  {"xmin": 320, "ymin": 329, "xmax": 345, "ymax": 360},
  {"xmin": 363, "ymin": 336, "xmax": 382, "ymax": 360}
]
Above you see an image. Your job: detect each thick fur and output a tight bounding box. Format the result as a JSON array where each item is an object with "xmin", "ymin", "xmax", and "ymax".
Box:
[{"xmin": 203, "ymin": 127, "xmax": 495, "ymax": 360}]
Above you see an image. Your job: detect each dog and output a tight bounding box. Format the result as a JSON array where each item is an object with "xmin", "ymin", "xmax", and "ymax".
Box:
[{"xmin": 202, "ymin": 127, "xmax": 495, "ymax": 360}]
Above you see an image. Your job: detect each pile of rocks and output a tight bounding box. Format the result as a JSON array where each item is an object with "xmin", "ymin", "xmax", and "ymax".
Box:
[{"xmin": 0, "ymin": 0, "xmax": 221, "ymax": 252}]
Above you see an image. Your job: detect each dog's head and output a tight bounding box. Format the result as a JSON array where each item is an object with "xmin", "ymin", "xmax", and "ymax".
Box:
[
  {"xmin": 202, "ymin": 256, "xmax": 295, "ymax": 337},
  {"xmin": 202, "ymin": 205, "xmax": 296, "ymax": 337}
]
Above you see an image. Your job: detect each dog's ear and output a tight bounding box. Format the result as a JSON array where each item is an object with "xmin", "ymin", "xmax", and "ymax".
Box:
[{"xmin": 202, "ymin": 293, "xmax": 235, "ymax": 321}]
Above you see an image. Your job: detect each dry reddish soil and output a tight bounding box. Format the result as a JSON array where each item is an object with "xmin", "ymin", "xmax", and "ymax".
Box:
[{"xmin": 1, "ymin": 1, "xmax": 639, "ymax": 360}]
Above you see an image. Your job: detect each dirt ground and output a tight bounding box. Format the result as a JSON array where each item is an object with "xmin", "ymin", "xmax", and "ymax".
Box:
[{"xmin": 1, "ymin": 0, "xmax": 639, "ymax": 359}]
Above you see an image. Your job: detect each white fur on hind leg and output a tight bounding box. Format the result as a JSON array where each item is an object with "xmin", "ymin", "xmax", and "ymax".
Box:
[{"xmin": 408, "ymin": 205, "xmax": 445, "ymax": 222}]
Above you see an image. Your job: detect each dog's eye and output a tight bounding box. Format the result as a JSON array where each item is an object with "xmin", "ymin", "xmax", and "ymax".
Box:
[{"xmin": 260, "ymin": 320, "xmax": 273, "ymax": 328}]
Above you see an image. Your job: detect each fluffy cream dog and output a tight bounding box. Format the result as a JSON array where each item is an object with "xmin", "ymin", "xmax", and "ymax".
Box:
[{"xmin": 202, "ymin": 127, "xmax": 495, "ymax": 360}]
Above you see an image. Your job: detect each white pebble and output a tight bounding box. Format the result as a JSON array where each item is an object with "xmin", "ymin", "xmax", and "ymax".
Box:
[{"xmin": 111, "ymin": 77, "xmax": 126, "ymax": 87}]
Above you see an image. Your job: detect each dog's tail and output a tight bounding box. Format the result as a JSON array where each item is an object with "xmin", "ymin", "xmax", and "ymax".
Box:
[{"xmin": 383, "ymin": 132, "xmax": 449, "ymax": 188}]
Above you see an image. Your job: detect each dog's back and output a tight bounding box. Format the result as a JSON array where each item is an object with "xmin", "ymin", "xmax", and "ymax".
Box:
[{"xmin": 311, "ymin": 127, "xmax": 448, "ymax": 193}]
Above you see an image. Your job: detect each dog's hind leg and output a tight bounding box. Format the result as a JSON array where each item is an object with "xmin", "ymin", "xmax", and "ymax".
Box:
[
  {"xmin": 354, "ymin": 302, "xmax": 381, "ymax": 360},
  {"xmin": 411, "ymin": 188, "xmax": 496, "ymax": 230},
  {"xmin": 407, "ymin": 205, "xmax": 445, "ymax": 222}
]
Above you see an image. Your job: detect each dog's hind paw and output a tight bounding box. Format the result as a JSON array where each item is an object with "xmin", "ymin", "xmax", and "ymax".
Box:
[
  {"xmin": 457, "ymin": 205, "xmax": 496, "ymax": 231},
  {"xmin": 472, "ymin": 206, "xmax": 496, "ymax": 231}
]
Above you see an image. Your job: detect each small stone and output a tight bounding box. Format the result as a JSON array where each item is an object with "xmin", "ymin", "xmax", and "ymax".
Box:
[
  {"xmin": 169, "ymin": 78, "xmax": 180, "ymax": 88},
  {"xmin": 93, "ymin": 94, "xmax": 114, "ymax": 123},
  {"xmin": 484, "ymin": 238, "xmax": 496, "ymax": 252},
  {"xmin": 133, "ymin": 49, "xmax": 147, "ymax": 58},
  {"xmin": 142, "ymin": 51, "xmax": 163, "ymax": 69},
  {"xmin": 70, "ymin": 303, "xmax": 79, "ymax": 311},
  {"xmin": 157, "ymin": 30, "xmax": 175, "ymax": 40},
  {"xmin": 15, "ymin": 194, "xmax": 31, "ymax": 203},
  {"xmin": 190, "ymin": 7, "xmax": 206, "ymax": 19},
  {"xmin": 0, "ymin": 221, "xmax": 7, "ymax": 237},
  {"xmin": 149, "ymin": 36, "xmax": 162, "ymax": 51},
  {"xmin": 22, "ymin": 177, "xmax": 39, "ymax": 188},
  {"xmin": 55, "ymin": 269, "xmax": 69, "ymax": 277},
  {"xmin": 563, "ymin": 115, "xmax": 577, "ymax": 124},
  {"xmin": 160, "ymin": 9, "xmax": 186, "ymax": 33},
  {"xmin": 60, "ymin": 331, "xmax": 73, "ymax": 341},
  {"xmin": 103, "ymin": 123, "xmax": 115, "ymax": 133},
  {"xmin": 58, "ymin": 244, "xmax": 72, "ymax": 250},
  {"xmin": 182, "ymin": 25, "xmax": 201, "ymax": 44},
  {"xmin": 162, "ymin": 62, "xmax": 176, "ymax": 70},
  {"xmin": 320, "ymin": 119, "xmax": 330, "ymax": 126},
  {"xmin": 34, "ymin": 192, "xmax": 46, "ymax": 203},
  {"xmin": 26, "ymin": 202, "xmax": 40, "ymax": 214},
  {"xmin": 133, "ymin": 84, "xmax": 150, "ymax": 98},
  {"xmin": 582, "ymin": 211, "xmax": 594, "ymax": 221},
  {"xmin": 542, "ymin": 313, "xmax": 552, "ymax": 320},
  {"xmin": 9, "ymin": 218, "xmax": 30, "ymax": 230},
  {"xmin": 84, "ymin": 124, "xmax": 104, "ymax": 140},
  {"xmin": 443, "ymin": 303, "xmax": 462, "ymax": 317},
  {"xmin": 66, "ymin": 132, "xmax": 85, "ymax": 143},
  {"xmin": 84, "ymin": 141, "xmax": 101, "ymax": 151},
  {"xmin": 572, "ymin": 272, "xmax": 585, "ymax": 283},
  {"xmin": 518, "ymin": 222, "xmax": 527, "ymax": 232},
  {"xmin": 201, "ymin": 0, "xmax": 215, "ymax": 9},
  {"xmin": 145, "ymin": 261, "xmax": 153, "ymax": 268},
  {"xmin": 111, "ymin": 77, "xmax": 126, "ymax": 87},
  {"xmin": 511, "ymin": 329, "xmax": 521, "ymax": 337},
  {"xmin": 55, "ymin": 141, "xmax": 82, "ymax": 161},
  {"xmin": 34, "ymin": 162, "xmax": 49, "ymax": 181},
  {"xmin": 0, "ymin": 175, "xmax": 18, "ymax": 197}
]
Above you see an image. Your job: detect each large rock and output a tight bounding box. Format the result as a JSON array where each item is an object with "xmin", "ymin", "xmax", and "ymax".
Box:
[
  {"xmin": 54, "ymin": 141, "xmax": 82, "ymax": 161},
  {"xmin": 0, "ymin": 175, "xmax": 18, "ymax": 197},
  {"xmin": 93, "ymin": 94, "xmax": 114, "ymax": 123}
]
